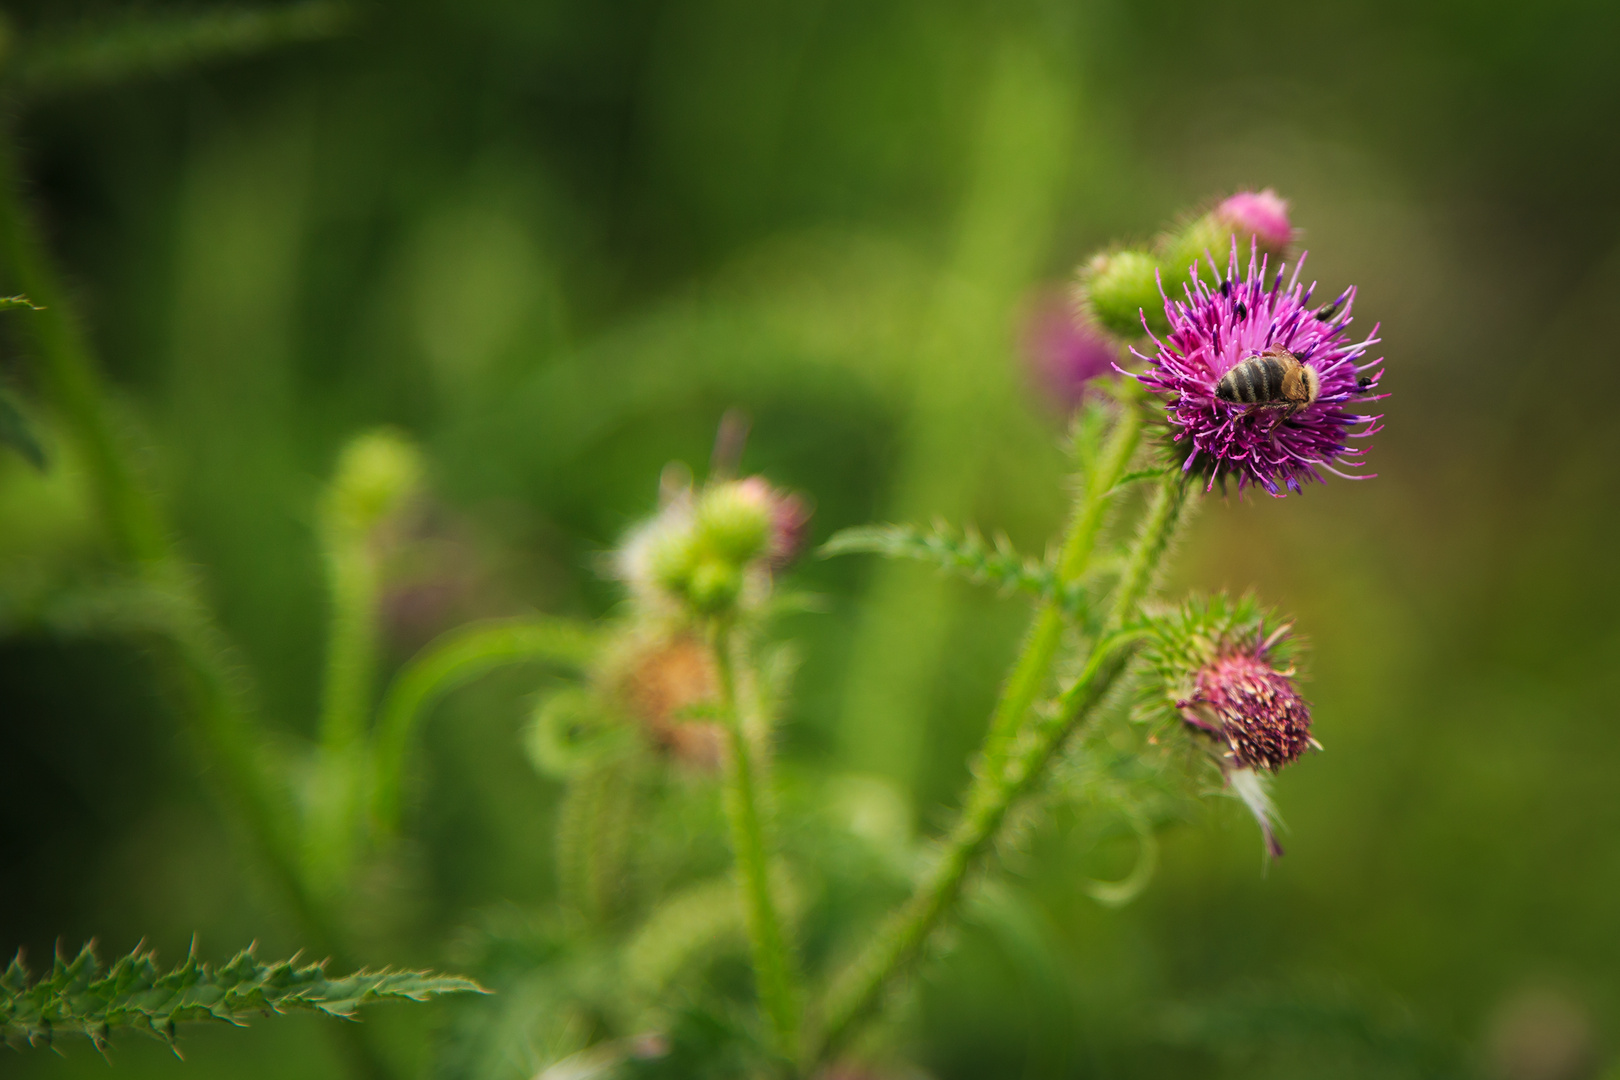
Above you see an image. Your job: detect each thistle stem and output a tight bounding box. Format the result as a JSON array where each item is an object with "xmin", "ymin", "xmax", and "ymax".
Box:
[
  {"xmin": 711, "ymin": 620, "xmax": 802, "ymax": 1068},
  {"xmin": 319, "ymin": 527, "xmax": 381, "ymax": 756},
  {"xmin": 812, "ymin": 470, "xmax": 1193, "ymax": 1063},
  {"xmin": 982, "ymin": 399, "xmax": 1142, "ymax": 755}
]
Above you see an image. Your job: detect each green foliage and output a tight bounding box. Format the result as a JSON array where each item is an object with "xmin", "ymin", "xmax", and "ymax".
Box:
[
  {"xmin": 0, "ymin": 941, "xmax": 485, "ymax": 1052},
  {"xmin": 6, "ymin": 2, "xmax": 354, "ymax": 99}
]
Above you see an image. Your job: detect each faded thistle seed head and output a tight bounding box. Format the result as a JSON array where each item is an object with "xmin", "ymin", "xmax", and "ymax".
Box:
[
  {"xmin": 1185, "ymin": 651, "xmax": 1313, "ymax": 771},
  {"xmin": 1143, "ymin": 593, "xmax": 1316, "ymax": 857},
  {"xmin": 609, "ymin": 631, "xmax": 724, "ymax": 771}
]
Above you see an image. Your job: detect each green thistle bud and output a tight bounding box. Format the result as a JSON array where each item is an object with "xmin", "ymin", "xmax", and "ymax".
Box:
[
  {"xmin": 1078, "ymin": 248, "xmax": 1162, "ymax": 337},
  {"xmin": 1157, "ymin": 214, "xmax": 1231, "ymax": 286},
  {"xmin": 694, "ymin": 480, "xmax": 773, "ymax": 564},
  {"xmin": 685, "ymin": 556, "xmax": 743, "ymax": 614},
  {"xmin": 324, "ymin": 429, "xmax": 422, "ymax": 536}
]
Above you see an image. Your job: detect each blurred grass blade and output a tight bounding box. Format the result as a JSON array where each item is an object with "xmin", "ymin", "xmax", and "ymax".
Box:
[
  {"xmin": 0, "ymin": 940, "xmax": 486, "ymax": 1052},
  {"xmin": 373, "ymin": 616, "xmax": 601, "ymax": 829},
  {"xmin": 7, "ymin": 2, "xmax": 355, "ymax": 99},
  {"xmin": 0, "ymin": 385, "xmax": 45, "ymax": 469}
]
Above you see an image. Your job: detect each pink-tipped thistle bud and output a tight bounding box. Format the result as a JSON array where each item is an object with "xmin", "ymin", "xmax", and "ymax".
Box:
[{"xmin": 1214, "ymin": 189, "xmax": 1293, "ymax": 257}]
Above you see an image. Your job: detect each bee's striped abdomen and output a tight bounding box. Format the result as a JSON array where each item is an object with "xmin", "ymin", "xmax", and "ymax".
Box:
[{"xmin": 1216, "ymin": 354, "xmax": 1288, "ymax": 404}]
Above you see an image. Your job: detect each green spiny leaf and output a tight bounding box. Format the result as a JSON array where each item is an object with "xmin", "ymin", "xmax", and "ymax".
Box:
[
  {"xmin": 820, "ymin": 521, "xmax": 1090, "ymax": 620},
  {"xmin": 0, "ymin": 941, "xmax": 486, "ymax": 1051}
]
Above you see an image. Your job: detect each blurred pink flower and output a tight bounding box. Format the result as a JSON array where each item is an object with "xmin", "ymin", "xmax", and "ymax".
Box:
[{"xmin": 1020, "ymin": 289, "xmax": 1119, "ymax": 410}]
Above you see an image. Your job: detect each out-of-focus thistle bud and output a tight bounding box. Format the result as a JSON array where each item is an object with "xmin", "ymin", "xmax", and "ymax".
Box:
[
  {"xmin": 695, "ymin": 480, "xmax": 774, "ymax": 564},
  {"xmin": 1144, "ymin": 593, "xmax": 1317, "ymax": 858},
  {"xmin": 1077, "ymin": 249, "xmax": 1161, "ymax": 338},
  {"xmin": 1019, "ymin": 288, "xmax": 1120, "ymax": 411},
  {"xmin": 615, "ymin": 471, "xmax": 809, "ymax": 619},
  {"xmin": 323, "ymin": 429, "xmax": 423, "ymax": 538}
]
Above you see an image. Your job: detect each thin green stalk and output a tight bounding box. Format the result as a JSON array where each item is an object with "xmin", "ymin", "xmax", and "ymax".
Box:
[
  {"xmin": 319, "ymin": 531, "xmax": 380, "ymax": 755},
  {"xmin": 981, "ymin": 400, "xmax": 1143, "ymax": 754},
  {"xmin": 710, "ymin": 620, "xmax": 802, "ymax": 1068},
  {"xmin": 812, "ymin": 471, "xmax": 1194, "ymax": 1062},
  {"xmin": 0, "ymin": 128, "xmax": 392, "ymax": 1080}
]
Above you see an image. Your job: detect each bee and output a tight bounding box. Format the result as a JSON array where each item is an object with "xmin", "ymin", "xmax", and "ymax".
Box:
[{"xmin": 1215, "ymin": 345, "xmax": 1320, "ymax": 416}]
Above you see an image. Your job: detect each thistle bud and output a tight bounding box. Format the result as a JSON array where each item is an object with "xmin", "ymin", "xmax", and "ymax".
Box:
[
  {"xmin": 1157, "ymin": 189, "xmax": 1294, "ymax": 285},
  {"xmin": 695, "ymin": 480, "xmax": 774, "ymax": 564},
  {"xmin": 324, "ymin": 429, "xmax": 422, "ymax": 536},
  {"xmin": 1213, "ymin": 188, "xmax": 1293, "ymax": 257},
  {"xmin": 1077, "ymin": 249, "xmax": 1162, "ymax": 337}
]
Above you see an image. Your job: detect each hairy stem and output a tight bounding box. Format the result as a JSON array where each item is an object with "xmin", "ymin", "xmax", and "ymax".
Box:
[
  {"xmin": 981, "ymin": 399, "xmax": 1143, "ymax": 753},
  {"xmin": 812, "ymin": 471, "xmax": 1193, "ymax": 1062},
  {"xmin": 711, "ymin": 620, "xmax": 802, "ymax": 1068},
  {"xmin": 319, "ymin": 528, "xmax": 380, "ymax": 756}
]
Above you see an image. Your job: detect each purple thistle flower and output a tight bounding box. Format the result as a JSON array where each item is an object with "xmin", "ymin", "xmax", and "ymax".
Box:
[{"xmin": 1130, "ymin": 244, "xmax": 1386, "ymax": 496}]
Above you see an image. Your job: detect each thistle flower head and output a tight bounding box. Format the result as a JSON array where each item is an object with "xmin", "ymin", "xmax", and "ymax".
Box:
[{"xmin": 1132, "ymin": 243, "xmax": 1386, "ymax": 496}]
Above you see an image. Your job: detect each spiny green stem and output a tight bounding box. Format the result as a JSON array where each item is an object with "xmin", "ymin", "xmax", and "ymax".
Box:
[
  {"xmin": 981, "ymin": 400, "xmax": 1143, "ymax": 753},
  {"xmin": 811, "ymin": 470, "xmax": 1194, "ymax": 1063},
  {"xmin": 711, "ymin": 620, "xmax": 802, "ymax": 1068},
  {"xmin": 813, "ymin": 640, "xmax": 1136, "ymax": 1061},
  {"xmin": 0, "ymin": 132, "xmax": 166, "ymax": 565}
]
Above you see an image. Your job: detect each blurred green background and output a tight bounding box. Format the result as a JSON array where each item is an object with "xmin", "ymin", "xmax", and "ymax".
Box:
[{"xmin": 2, "ymin": 0, "xmax": 1618, "ymax": 1077}]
